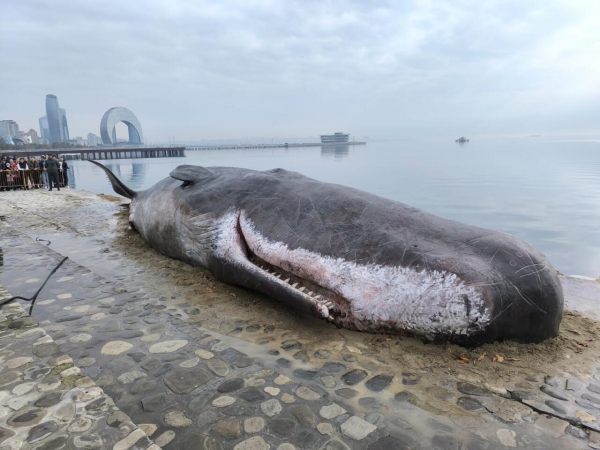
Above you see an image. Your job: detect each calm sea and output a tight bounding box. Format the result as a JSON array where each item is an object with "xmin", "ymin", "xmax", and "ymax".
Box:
[{"xmin": 66, "ymin": 137, "xmax": 600, "ymax": 277}]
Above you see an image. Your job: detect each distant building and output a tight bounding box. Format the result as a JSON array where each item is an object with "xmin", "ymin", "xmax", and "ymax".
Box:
[
  {"xmin": 0, "ymin": 120, "xmax": 19, "ymax": 137},
  {"xmin": 320, "ymin": 132, "xmax": 350, "ymax": 144},
  {"xmin": 75, "ymin": 136, "xmax": 85, "ymax": 146},
  {"xmin": 60, "ymin": 108, "xmax": 69, "ymax": 141},
  {"xmin": 45, "ymin": 94, "xmax": 70, "ymax": 143},
  {"xmin": 27, "ymin": 129, "xmax": 39, "ymax": 144},
  {"xmin": 0, "ymin": 122, "xmax": 10, "ymax": 136},
  {"xmin": 9, "ymin": 121, "xmax": 19, "ymax": 136},
  {"xmin": 100, "ymin": 107, "xmax": 144, "ymax": 145},
  {"xmin": 1, "ymin": 135, "xmax": 14, "ymax": 145},
  {"xmin": 46, "ymin": 95, "xmax": 62, "ymax": 143},
  {"xmin": 39, "ymin": 116, "xmax": 49, "ymax": 141},
  {"xmin": 87, "ymin": 133, "xmax": 100, "ymax": 147},
  {"xmin": 17, "ymin": 131, "xmax": 30, "ymax": 144}
]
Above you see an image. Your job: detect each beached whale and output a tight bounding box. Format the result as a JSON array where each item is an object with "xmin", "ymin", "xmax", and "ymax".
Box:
[{"xmin": 90, "ymin": 160, "xmax": 563, "ymax": 345}]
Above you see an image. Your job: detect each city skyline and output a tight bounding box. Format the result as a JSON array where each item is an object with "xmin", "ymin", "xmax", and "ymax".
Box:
[{"xmin": 1, "ymin": 1, "xmax": 600, "ymax": 142}]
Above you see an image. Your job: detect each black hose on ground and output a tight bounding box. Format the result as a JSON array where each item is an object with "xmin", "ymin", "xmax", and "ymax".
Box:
[
  {"xmin": 35, "ymin": 237, "xmax": 52, "ymax": 246},
  {"xmin": 0, "ymin": 256, "xmax": 68, "ymax": 315}
]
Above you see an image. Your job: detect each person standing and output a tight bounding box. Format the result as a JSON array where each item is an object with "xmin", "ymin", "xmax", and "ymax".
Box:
[
  {"xmin": 59, "ymin": 157, "xmax": 69, "ymax": 187},
  {"xmin": 9, "ymin": 158, "xmax": 20, "ymax": 190},
  {"xmin": 46, "ymin": 154, "xmax": 61, "ymax": 191},
  {"xmin": 17, "ymin": 157, "xmax": 29, "ymax": 190},
  {"xmin": 28, "ymin": 156, "xmax": 40, "ymax": 188},
  {"xmin": 39, "ymin": 155, "xmax": 49, "ymax": 188},
  {"xmin": 0, "ymin": 156, "xmax": 8, "ymax": 191}
]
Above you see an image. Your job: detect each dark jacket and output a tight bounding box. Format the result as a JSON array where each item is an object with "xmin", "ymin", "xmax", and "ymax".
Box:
[
  {"xmin": 46, "ymin": 158, "xmax": 60, "ymax": 173},
  {"xmin": 17, "ymin": 161, "xmax": 29, "ymax": 170},
  {"xmin": 29, "ymin": 160, "xmax": 39, "ymax": 170},
  {"xmin": 39, "ymin": 160, "xmax": 47, "ymax": 170},
  {"xmin": 61, "ymin": 161, "xmax": 69, "ymax": 171}
]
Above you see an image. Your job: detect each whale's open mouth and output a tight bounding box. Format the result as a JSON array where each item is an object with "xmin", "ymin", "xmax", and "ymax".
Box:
[
  {"xmin": 232, "ymin": 212, "xmax": 495, "ymax": 338},
  {"xmin": 235, "ymin": 216, "xmax": 354, "ymax": 327},
  {"xmin": 248, "ymin": 252, "xmax": 343, "ymax": 318}
]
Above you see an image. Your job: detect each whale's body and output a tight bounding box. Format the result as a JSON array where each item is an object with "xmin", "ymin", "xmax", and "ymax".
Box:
[{"xmin": 91, "ymin": 161, "xmax": 563, "ymax": 345}]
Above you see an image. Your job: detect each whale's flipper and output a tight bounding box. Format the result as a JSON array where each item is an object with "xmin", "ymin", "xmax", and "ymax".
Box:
[{"xmin": 88, "ymin": 160, "xmax": 138, "ymax": 199}]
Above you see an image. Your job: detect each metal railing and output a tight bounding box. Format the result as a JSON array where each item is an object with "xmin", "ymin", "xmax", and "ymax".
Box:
[{"xmin": 0, "ymin": 169, "xmax": 68, "ymax": 191}]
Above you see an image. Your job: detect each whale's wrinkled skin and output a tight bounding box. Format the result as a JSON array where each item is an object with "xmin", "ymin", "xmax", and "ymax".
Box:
[{"xmin": 90, "ymin": 161, "xmax": 563, "ymax": 345}]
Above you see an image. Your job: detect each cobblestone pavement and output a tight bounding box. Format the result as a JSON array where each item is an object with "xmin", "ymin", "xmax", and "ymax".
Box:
[
  {"xmin": 0, "ymin": 286, "xmax": 159, "ymax": 450},
  {"xmin": 1, "ymin": 189, "xmax": 600, "ymax": 449}
]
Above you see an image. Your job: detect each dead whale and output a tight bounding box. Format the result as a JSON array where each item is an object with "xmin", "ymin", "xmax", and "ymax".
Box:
[{"xmin": 90, "ymin": 160, "xmax": 563, "ymax": 345}]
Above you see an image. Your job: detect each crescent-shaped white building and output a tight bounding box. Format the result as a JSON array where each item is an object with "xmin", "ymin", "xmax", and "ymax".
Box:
[{"xmin": 100, "ymin": 107, "xmax": 144, "ymax": 145}]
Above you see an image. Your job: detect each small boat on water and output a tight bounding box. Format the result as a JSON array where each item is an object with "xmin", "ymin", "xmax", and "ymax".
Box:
[{"xmin": 455, "ymin": 137, "xmax": 469, "ymax": 143}]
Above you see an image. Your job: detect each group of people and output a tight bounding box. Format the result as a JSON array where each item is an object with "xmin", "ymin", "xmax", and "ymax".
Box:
[{"xmin": 0, "ymin": 154, "xmax": 69, "ymax": 191}]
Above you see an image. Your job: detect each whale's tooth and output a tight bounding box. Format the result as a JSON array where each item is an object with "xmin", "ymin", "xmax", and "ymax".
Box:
[
  {"xmin": 283, "ymin": 278, "xmax": 290, "ymax": 283},
  {"xmin": 299, "ymin": 287, "xmax": 306, "ymax": 292},
  {"xmin": 292, "ymin": 283, "xmax": 298, "ymax": 288},
  {"xmin": 308, "ymin": 291, "xmax": 314, "ymax": 296},
  {"xmin": 325, "ymin": 301, "xmax": 333, "ymax": 307},
  {"xmin": 276, "ymin": 274, "xmax": 281, "ymax": 279}
]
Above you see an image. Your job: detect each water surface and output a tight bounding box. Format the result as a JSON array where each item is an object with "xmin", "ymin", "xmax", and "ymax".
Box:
[{"xmin": 67, "ymin": 137, "xmax": 600, "ymax": 277}]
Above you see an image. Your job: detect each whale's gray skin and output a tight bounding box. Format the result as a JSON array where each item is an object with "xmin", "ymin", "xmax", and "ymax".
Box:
[{"xmin": 90, "ymin": 160, "xmax": 563, "ymax": 345}]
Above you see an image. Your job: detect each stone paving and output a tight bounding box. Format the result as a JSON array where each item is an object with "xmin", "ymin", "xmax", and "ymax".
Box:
[
  {"xmin": 0, "ymin": 285, "xmax": 159, "ymax": 450},
  {"xmin": 1, "ymin": 190, "xmax": 600, "ymax": 449}
]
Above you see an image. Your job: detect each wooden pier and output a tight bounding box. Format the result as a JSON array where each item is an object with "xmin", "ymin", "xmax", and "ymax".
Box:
[
  {"xmin": 3, "ymin": 147, "xmax": 186, "ymax": 160},
  {"xmin": 186, "ymin": 142, "xmax": 366, "ymax": 151},
  {"xmin": 78, "ymin": 147, "xmax": 186, "ymax": 160}
]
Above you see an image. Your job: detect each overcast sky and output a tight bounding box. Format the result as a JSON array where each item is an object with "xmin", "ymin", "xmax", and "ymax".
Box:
[{"xmin": 2, "ymin": 0, "xmax": 599, "ymax": 143}]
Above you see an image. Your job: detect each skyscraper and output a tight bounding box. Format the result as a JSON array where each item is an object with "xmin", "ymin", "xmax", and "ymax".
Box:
[
  {"xmin": 0, "ymin": 120, "xmax": 19, "ymax": 137},
  {"xmin": 39, "ymin": 116, "xmax": 49, "ymax": 140},
  {"xmin": 45, "ymin": 95, "xmax": 62, "ymax": 144},
  {"xmin": 60, "ymin": 108, "xmax": 69, "ymax": 141}
]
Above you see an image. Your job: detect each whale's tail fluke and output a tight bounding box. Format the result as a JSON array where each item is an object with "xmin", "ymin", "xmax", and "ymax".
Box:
[{"xmin": 88, "ymin": 160, "xmax": 137, "ymax": 199}]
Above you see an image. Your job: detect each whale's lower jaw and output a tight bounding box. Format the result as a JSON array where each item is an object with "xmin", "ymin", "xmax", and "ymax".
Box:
[
  {"xmin": 245, "ymin": 252, "xmax": 426, "ymax": 336},
  {"xmin": 246, "ymin": 251, "xmax": 492, "ymax": 343},
  {"xmin": 247, "ymin": 253, "xmax": 343, "ymax": 321}
]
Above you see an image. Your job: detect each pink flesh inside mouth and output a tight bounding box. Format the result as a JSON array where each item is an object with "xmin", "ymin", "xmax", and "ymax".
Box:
[{"xmin": 235, "ymin": 217, "xmax": 354, "ymax": 327}]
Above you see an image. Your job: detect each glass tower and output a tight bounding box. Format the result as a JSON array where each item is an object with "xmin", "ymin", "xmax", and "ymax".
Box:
[
  {"xmin": 39, "ymin": 116, "xmax": 49, "ymax": 140},
  {"xmin": 60, "ymin": 108, "xmax": 69, "ymax": 141},
  {"xmin": 45, "ymin": 95, "xmax": 62, "ymax": 144}
]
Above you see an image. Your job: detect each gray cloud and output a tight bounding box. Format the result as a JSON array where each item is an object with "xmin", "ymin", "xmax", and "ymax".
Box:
[{"xmin": 1, "ymin": 0, "xmax": 599, "ymax": 142}]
